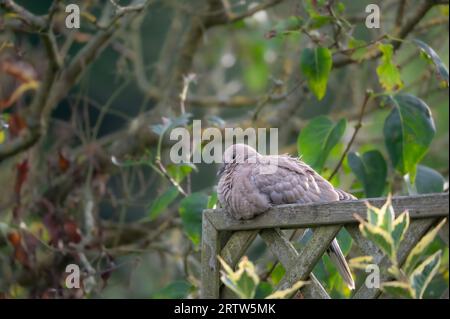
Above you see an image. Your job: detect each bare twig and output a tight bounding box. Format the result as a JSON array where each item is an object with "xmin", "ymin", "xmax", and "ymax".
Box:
[{"xmin": 328, "ymin": 90, "xmax": 372, "ymax": 181}]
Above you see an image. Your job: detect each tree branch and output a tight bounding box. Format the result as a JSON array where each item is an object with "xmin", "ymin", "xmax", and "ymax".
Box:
[{"xmin": 333, "ymin": 0, "xmax": 437, "ymax": 68}]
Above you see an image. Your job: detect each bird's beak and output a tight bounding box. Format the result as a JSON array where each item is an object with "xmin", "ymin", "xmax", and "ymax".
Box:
[{"xmin": 217, "ymin": 163, "xmax": 226, "ymax": 177}]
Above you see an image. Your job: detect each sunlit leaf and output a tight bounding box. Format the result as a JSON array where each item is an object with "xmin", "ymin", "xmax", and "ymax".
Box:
[
  {"xmin": 404, "ymin": 218, "xmax": 447, "ymax": 275},
  {"xmin": 376, "ymin": 43, "xmax": 403, "ymax": 92},
  {"xmin": 392, "ymin": 211, "xmax": 410, "ymax": 249},
  {"xmin": 358, "ymin": 218, "xmax": 396, "ymax": 262},
  {"xmin": 218, "ymin": 256, "xmax": 260, "ymax": 299},
  {"xmin": 348, "ymin": 255, "xmax": 374, "ymax": 270},
  {"xmin": 265, "ymin": 280, "xmax": 308, "ymax": 299},
  {"xmin": 410, "ymin": 250, "xmax": 442, "ymax": 299},
  {"xmin": 207, "ymin": 192, "xmax": 218, "ymax": 209},
  {"xmin": 348, "ymin": 38, "xmax": 368, "ymax": 62}
]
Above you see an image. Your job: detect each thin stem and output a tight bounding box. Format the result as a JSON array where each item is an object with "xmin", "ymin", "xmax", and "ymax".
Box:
[{"xmin": 328, "ymin": 90, "xmax": 372, "ymax": 181}]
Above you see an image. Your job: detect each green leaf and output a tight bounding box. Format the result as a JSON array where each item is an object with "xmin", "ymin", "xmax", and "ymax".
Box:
[
  {"xmin": 410, "ymin": 250, "xmax": 442, "ymax": 299},
  {"xmin": 377, "ymin": 196, "xmax": 395, "ymax": 233},
  {"xmin": 298, "ymin": 116, "xmax": 346, "ymax": 172},
  {"xmin": 300, "ymin": 47, "xmax": 332, "ymax": 100},
  {"xmin": 270, "ymin": 263, "xmax": 285, "ymax": 286},
  {"xmin": 166, "ymin": 163, "xmax": 196, "ymax": 183},
  {"xmin": 207, "ymin": 191, "xmax": 218, "ymax": 209},
  {"xmin": 413, "ymin": 39, "xmax": 449, "ymax": 88},
  {"xmin": 407, "ymin": 165, "xmax": 445, "ymax": 194},
  {"xmin": 359, "ymin": 220, "xmax": 396, "ymax": 262},
  {"xmin": 392, "ymin": 211, "xmax": 410, "ymax": 249},
  {"xmin": 152, "ymin": 280, "xmax": 192, "ymax": 299},
  {"xmin": 348, "ymin": 150, "xmax": 387, "ymax": 197},
  {"xmin": 244, "ymin": 42, "xmax": 269, "ymax": 92},
  {"xmin": 376, "ymin": 43, "xmax": 403, "ymax": 92},
  {"xmin": 381, "ymin": 281, "xmax": 414, "ymax": 299},
  {"xmin": 255, "ymin": 282, "xmax": 273, "ymax": 299},
  {"xmin": 404, "ymin": 219, "xmax": 447, "ymax": 275},
  {"xmin": 348, "ymin": 38, "xmax": 368, "ymax": 62},
  {"xmin": 178, "ymin": 193, "xmax": 208, "ymax": 246},
  {"xmin": 148, "ymin": 187, "xmax": 179, "ymax": 220},
  {"xmin": 218, "ymin": 256, "xmax": 260, "ymax": 299},
  {"xmin": 383, "ymin": 94, "xmax": 436, "ymax": 183}
]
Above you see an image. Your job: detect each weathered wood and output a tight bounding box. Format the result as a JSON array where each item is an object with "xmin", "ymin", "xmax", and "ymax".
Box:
[
  {"xmin": 439, "ymin": 219, "xmax": 449, "ymax": 246},
  {"xmin": 200, "ymin": 216, "xmax": 221, "ymax": 298},
  {"xmin": 220, "ymin": 230, "xmax": 259, "ymax": 267},
  {"xmin": 347, "ymin": 225, "xmax": 384, "ymax": 264},
  {"xmin": 205, "ymin": 193, "xmax": 449, "ymax": 231},
  {"xmin": 219, "ymin": 230, "xmax": 259, "ymax": 299},
  {"xmin": 275, "ymin": 225, "xmax": 341, "ymax": 291},
  {"xmin": 259, "ymin": 228, "xmax": 330, "ymax": 299},
  {"xmin": 352, "ymin": 219, "xmax": 437, "ymax": 299}
]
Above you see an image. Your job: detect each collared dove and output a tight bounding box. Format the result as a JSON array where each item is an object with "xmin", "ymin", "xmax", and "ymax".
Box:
[{"xmin": 217, "ymin": 143, "xmax": 356, "ymax": 290}]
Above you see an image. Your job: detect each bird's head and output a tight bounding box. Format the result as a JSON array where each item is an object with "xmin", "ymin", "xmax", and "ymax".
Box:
[{"xmin": 217, "ymin": 144, "xmax": 259, "ymax": 177}]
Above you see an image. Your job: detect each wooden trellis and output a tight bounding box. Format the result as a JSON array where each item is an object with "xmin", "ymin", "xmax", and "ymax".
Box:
[{"xmin": 201, "ymin": 193, "xmax": 449, "ymax": 299}]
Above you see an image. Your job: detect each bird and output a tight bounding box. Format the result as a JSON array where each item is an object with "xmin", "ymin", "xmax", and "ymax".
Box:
[{"xmin": 217, "ymin": 143, "xmax": 356, "ymax": 290}]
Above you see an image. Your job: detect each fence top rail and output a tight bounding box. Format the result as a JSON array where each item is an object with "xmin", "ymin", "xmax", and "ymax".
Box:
[{"xmin": 204, "ymin": 193, "xmax": 449, "ymax": 231}]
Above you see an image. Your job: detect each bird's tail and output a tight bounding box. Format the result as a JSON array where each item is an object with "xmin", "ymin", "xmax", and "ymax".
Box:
[{"xmin": 327, "ymin": 238, "xmax": 355, "ymax": 290}]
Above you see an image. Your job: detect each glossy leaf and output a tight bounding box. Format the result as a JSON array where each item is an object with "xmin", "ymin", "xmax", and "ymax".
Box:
[
  {"xmin": 410, "ymin": 250, "xmax": 442, "ymax": 299},
  {"xmin": 383, "ymin": 94, "xmax": 436, "ymax": 183},
  {"xmin": 392, "ymin": 211, "xmax": 410, "ymax": 249},
  {"xmin": 298, "ymin": 116, "xmax": 346, "ymax": 172},
  {"xmin": 178, "ymin": 193, "xmax": 208, "ymax": 246},
  {"xmin": 404, "ymin": 218, "xmax": 447, "ymax": 275},
  {"xmin": 348, "ymin": 150, "xmax": 387, "ymax": 197},
  {"xmin": 300, "ymin": 47, "xmax": 332, "ymax": 100},
  {"xmin": 414, "ymin": 39, "xmax": 449, "ymax": 87},
  {"xmin": 406, "ymin": 165, "xmax": 445, "ymax": 195}
]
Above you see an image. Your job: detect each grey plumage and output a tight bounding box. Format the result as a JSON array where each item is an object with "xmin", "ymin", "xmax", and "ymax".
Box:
[{"xmin": 217, "ymin": 144, "xmax": 356, "ymax": 290}]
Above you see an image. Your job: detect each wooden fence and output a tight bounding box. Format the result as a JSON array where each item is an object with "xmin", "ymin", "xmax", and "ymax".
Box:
[{"xmin": 200, "ymin": 193, "xmax": 449, "ymax": 299}]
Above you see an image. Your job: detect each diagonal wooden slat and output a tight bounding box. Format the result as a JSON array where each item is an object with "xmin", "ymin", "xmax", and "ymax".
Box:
[
  {"xmin": 351, "ymin": 219, "xmax": 437, "ymax": 299},
  {"xmin": 439, "ymin": 219, "xmax": 449, "ymax": 245},
  {"xmin": 259, "ymin": 228, "xmax": 330, "ymax": 299},
  {"xmin": 347, "ymin": 225, "xmax": 384, "ymax": 264},
  {"xmin": 200, "ymin": 216, "xmax": 221, "ymax": 298},
  {"xmin": 275, "ymin": 225, "xmax": 341, "ymax": 291},
  {"xmin": 219, "ymin": 230, "xmax": 259, "ymax": 299},
  {"xmin": 220, "ymin": 230, "xmax": 259, "ymax": 267}
]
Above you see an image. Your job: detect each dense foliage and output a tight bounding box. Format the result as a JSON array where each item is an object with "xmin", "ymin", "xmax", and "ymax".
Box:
[{"xmin": 0, "ymin": 0, "xmax": 448, "ymax": 298}]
